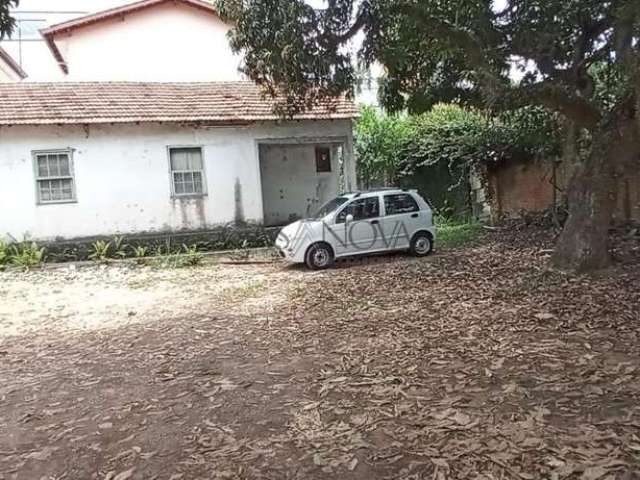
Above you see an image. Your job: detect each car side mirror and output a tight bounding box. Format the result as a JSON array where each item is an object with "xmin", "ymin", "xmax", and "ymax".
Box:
[{"xmin": 345, "ymin": 214, "xmax": 354, "ymax": 224}]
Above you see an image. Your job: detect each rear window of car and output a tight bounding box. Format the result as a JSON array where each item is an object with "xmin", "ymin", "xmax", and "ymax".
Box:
[{"xmin": 384, "ymin": 194, "xmax": 419, "ymax": 215}]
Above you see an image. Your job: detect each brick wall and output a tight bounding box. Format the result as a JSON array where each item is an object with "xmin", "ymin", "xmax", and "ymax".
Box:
[
  {"xmin": 486, "ymin": 159, "xmax": 640, "ymax": 224},
  {"xmin": 489, "ymin": 161, "xmax": 555, "ymax": 218}
]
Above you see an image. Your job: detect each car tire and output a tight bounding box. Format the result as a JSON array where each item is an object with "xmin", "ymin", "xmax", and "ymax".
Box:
[
  {"xmin": 305, "ymin": 242, "xmax": 335, "ymax": 270},
  {"xmin": 410, "ymin": 232, "xmax": 433, "ymax": 257}
]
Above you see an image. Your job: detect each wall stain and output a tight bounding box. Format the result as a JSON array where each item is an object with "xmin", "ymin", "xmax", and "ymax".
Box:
[
  {"xmin": 171, "ymin": 197, "xmax": 207, "ymax": 231},
  {"xmin": 234, "ymin": 178, "xmax": 246, "ymax": 226}
]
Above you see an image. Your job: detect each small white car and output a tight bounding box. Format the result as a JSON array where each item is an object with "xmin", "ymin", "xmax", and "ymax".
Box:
[{"xmin": 275, "ymin": 188, "xmax": 436, "ymax": 270}]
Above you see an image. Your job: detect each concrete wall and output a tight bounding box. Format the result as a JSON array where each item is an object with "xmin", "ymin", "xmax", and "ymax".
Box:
[
  {"xmin": 51, "ymin": 2, "xmax": 243, "ymax": 81},
  {"xmin": 0, "ymin": 120, "xmax": 354, "ymax": 241},
  {"xmin": 259, "ymin": 143, "xmax": 342, "ymax": 226}
]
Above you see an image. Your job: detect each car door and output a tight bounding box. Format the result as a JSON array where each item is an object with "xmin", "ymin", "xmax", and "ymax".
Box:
[
  {"xmin": 380, "ymin": 193, "xmax": 422, "ymax": 250},
  {"xmin": 334, "ymin": 196, "xmax": 382, "ymax": 255}
]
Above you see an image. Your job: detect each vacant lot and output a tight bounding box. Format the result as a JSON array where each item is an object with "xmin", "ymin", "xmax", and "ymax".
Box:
[{"xmin": 1, "ymin": 229, "xmax": 639, "ymax": 480}]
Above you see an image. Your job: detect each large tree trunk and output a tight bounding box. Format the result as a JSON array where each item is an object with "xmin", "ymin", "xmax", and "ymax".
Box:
[{"xmin": 553, "ymin": 118, "xmax": 637, "ymax": 271}]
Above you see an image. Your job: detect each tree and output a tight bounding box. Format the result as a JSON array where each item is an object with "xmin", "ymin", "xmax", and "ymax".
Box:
[
  {"xmin": 0, "ymin": 0, "xmax": 17, "ymax": 39},
  {"xmin": 219, "ymin": 0, "xmax": 640, "ymax": 271}
]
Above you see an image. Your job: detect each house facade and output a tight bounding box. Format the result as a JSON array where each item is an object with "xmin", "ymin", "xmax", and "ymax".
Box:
[
  {"xmin": 0, "ymin": 0, "xmax": 358, "ymax": 242},
  {"xmin": 40, "ymin": 0, "xmax": 242, "ymax": 82}
]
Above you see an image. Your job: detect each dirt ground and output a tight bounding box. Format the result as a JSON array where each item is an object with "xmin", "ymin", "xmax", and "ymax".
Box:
[{"xmin": 1, "ymin": 228, "xmax": 639, "ymax": 480}]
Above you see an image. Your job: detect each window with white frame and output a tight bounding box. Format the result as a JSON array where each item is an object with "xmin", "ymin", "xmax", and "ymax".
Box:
[
  {"xmin": 169, "ymin": 147, "xmax": 206, "ymax": 196},
  {"xmin": 33, "ymin": 150, "xmax": 76, "ymax": 204}
]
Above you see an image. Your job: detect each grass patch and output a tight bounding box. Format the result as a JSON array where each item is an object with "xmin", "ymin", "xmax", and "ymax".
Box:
[
  {"xmin": 220, "ymin": 280, "xmax": 266, "ymax": 301},
  {"xmin": 437, "ymin": 220, "xmax": 483, "ymax": 249}
]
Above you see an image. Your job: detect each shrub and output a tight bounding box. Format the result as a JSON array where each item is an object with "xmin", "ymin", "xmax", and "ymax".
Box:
[
  {"xmin": 112, "ymin": 236, "xmax": 128, "ymax": 259},
  {"xmin": 0, "ymin": 240, "xmax": 9, "ymax": 269},
  {"xmin": 182, "ymin": 244, "xmax": 204, "ymax": 267},
  {"xmin": 89, "ymin": 240, "xmax": 111, "ymax": 262},
  {"xmin": 10, "ymin": 242, "xmax": 46, "ymax": 269},
  {"xmin": 355, "ymin": 104, "xmax": 561, "ymax": 208}
]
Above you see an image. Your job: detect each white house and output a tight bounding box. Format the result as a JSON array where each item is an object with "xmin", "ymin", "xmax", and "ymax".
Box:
[
  {"xmin": 0, "ymin": 0, "xmax": 358, "ymax": 242},
  {"xmin": 0, "ymin": 46, "xmax": 27, "ymax": 82}
]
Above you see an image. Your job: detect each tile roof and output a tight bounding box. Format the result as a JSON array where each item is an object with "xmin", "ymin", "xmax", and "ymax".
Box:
[
  {"xmin": 0, "ymin": 46, "xmax": 27, "ymax": 79},
  {"xmin": 41, "ymin": 0, "xmax": 220, "ymax": 74},
  {"xmin": 0, "ymin": 81, "xmax": 359, "ymax": 126}
]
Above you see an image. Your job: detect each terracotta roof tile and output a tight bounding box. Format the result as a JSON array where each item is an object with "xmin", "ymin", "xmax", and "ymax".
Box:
[{"xmin": 0, "ymin": 82, "xmax": 359, "ymax": 125}]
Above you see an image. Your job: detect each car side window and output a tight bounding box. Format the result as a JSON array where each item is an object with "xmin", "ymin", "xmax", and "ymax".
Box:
[
  {"xmin": 384, "ymin": 194, "xmax": 419, "ymax": 216},
  {"xmin": 336, "ymin": 197, "xmax": 380, "ymax": 223}
]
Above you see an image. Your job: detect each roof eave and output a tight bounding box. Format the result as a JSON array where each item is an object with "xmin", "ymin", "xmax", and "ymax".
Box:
[
  {"xmin": 0, "ymin": 114, "xmax": 359, "ymax": 127},
  {"xmin": 41, "ymin": 33, "xmax": 68, "ymax": 75},
  {"xmin": 40, "ymin": 0, "xmax": 219, "ymax": 37},
  {"xmin": 0, "ymin": 47, "xmax": 27, "ymax": 79}
]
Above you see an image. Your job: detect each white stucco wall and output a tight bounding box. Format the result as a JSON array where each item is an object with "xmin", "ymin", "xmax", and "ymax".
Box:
[
  {"xmin": 51, "ymin": 2, "xmax": 243, "ymax": 81},
  {"xmin": 260, "ymin": 143, "xmax": 343, "ymax": 226},
  {"xmin": 0, "ymin": 120, "xmax": 354, "ymax": 241}
]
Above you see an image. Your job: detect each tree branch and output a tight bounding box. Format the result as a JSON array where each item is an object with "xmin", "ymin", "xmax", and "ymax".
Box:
[
  {"xmin": 332, "ymin": 6, "xmax": 369, "ymax": 43},
  {"xmin": 497, "ymin": 80, "xmax": 602, "ymax": 130}
]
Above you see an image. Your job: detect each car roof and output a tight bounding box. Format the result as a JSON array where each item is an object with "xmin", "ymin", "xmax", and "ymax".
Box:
[{"xmin": 342, "ymin": 188, "xmax": 415, "ymax": 199}]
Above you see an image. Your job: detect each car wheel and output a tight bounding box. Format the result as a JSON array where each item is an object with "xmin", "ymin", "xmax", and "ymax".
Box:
[
  {"xmin": 410, "ymin": 232, "xmax": 433, "ymax": 257},
  {"xmin": 305, "ymin": 243, "xmax": 335, "ymax": 270}
]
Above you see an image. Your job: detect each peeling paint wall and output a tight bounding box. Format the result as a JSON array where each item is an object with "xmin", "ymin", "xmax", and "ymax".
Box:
[{"xmin": 0, "ymin": 120, "xmax": 354, "ymax": 241}]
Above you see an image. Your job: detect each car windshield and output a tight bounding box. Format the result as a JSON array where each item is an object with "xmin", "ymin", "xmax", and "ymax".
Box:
[{"xmin": 311, "ymin": 196, "xmax": 349, "ymax": 219}]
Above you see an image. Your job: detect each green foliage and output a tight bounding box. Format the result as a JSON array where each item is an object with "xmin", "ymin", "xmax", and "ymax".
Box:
[
  {"xmin": 182, "ymin": 244, "xmax": 204, "ymax": 267},
  {"xmin": 437, "ymin": 221, "xmax": 483, "ymax": 249},
  {"xmin": 0, "ymin": 239, "xmax": 9, "ymax": 268},
  {"xmin": 10, "ymin": 242, "xmax": 46, "ymax": 269},
  {"xmin": 89, "ymin": 240, "xmax": 112, "ymax": 262},
  {"xmin": 220, "ymin": 0, "xmax": 639, "ymax": 128},
  {"xmin": 112, "ymin": 236, "xmax": 127, "ymax": 259},
  {"xmin": 132, "ymin": 245, "xmax": 149, "ymax": 258},
  {"xmin": 217, "ymin": 0, "xmax": 358, "ymax": 115},
  {"xmin": 150, "ymin": 244, "xmax": 204, "ymax": 269},
  {"xmin": 356, "ymin": 103, "xmax": 561, "ymax": 189},
  {"xmin": 88, "ymin": 236, "xmax": 129, "ymax": 262},
  {"xmin": 132, "ymin": 245, "xmax": 149, "ymax": 265},
  {"xmin": 355, "ymin": 106, "xmax": 413, "ymax": 187},
  {"xmin": 0, "ymin": 0, "xmax": 18, "ymax": 39}
]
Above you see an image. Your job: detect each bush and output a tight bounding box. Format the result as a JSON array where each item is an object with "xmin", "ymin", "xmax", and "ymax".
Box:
[
  {"xmin": 0, "ymin": 240, "xmax": 8, "ymax": 269},
  {"xmin": 181, "ymin": 244, "xmax": 203, "ymax": 267},
  {"xmin": 10, "ymin": 242, "xmax": 46, "ymax": 269},
  {"xmin": 355, "ymin": 104, "xmax": 561, "ymax": 211},
  {"xmin": 89, "ymin": 240, "xmax": 111, "ymax": 262}
]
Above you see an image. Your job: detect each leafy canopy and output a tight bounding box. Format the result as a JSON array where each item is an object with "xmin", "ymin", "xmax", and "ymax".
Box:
[
  {"xmin": 0, "ymin": 0, "xmax": 17, "ymax": 39},
  {"xmin": 219, "ymin": 0, "xmax": 640, "ymax": 126},
  {"xmin": 356, "ymin": 104, "xmax": 560, "ymax": 186}
]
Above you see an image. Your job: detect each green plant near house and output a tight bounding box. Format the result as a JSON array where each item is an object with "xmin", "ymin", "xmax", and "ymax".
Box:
[
  {"xmin": 0, "ymin": 240, "xmax": 9, "ymax": 269},
  {"xmin": 112, "ymin": 236, "xmax": 128, "ymax": 259},
  {"xmin": 182, "ymin": 244, "xmax": 204, "ymax": 267},
  {"xmin": 89, "ymin": 240, "xmax": 112, "ymax": 262},
  {"xmin": 10, "ymin": 242, "xmax": 46, "ymax": 269},
  {"xmin": 132, "ymin": 245, "xmax": 149, "ymax": 265},
  {"xmin": 133, "ymin": 245, "xmax": 149, "ymax": 258}
]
